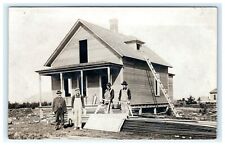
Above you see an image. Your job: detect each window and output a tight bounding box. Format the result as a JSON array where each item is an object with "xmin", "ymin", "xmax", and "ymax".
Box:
[
  {"xmin": 214, "ymin": 94, "xmax": 216, "ymax": 100},
  {"xmin": 137, "ymin": 43, "xmax": 141, "ymax": 50},
  {"xmin": 79, "ymin": 40, "xmax": 88, "ymax": 63},
  {"xmin": 154, "ymin": 73, "xmax": 160, "ymax": 96}
]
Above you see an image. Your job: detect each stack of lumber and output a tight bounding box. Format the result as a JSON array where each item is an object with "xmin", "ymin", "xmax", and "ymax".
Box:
[{"xmin": 121, "ymin": 118, "xmax": 216, "ymax": 139}]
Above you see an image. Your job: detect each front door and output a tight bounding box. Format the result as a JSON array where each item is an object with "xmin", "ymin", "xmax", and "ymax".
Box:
[{"xmin": 101, "ymin": 75, "xmax": 108, "ymax": 98}]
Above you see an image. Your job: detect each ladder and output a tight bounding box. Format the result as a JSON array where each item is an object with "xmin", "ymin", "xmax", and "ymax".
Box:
[
  {"xmin": 144, "ymin": 57, "xmax": 180, "ymax": 117},
  {"xmin": 146, "ymin": 70, "xmax": 158, "ymax": 110}
]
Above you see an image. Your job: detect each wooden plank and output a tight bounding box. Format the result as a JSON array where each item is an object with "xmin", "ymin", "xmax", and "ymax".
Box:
[
  {"xmin": 84, "ymin": 114, "xmax": 127, "ymax": 132},
  {"xmin": 80, "ymin": 70, "xmax": 83, "ymax": 96},
  {"xmin": 121, "ymin": 118, "xmax": 216, "ymax": 139},
  {"xmin": 60, "ymin": 73, "xmax": 64, "ymax": 96}
]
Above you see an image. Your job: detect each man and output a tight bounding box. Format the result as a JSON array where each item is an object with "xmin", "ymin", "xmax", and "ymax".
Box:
[
  {"xmin": 118, "ymin": 81, "xmax": 133, "ymax": 116},
  {"xmin": 71, "ymin": 88, "xmax": 85, "ymax": 130},
  {"xmin": 95, "ymin": 82, "xmax": 114, "ymax": 114},
  {"xmin": 52, "ymin": 90, "xmax": 67, "ymax": 130}
]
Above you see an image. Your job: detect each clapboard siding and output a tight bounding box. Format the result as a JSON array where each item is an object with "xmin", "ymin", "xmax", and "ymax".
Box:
[
  {"xmin": 123, "ymin": 58, "xmax": 169, "ymax": 105},
  {"xmin": 87, "ymin": 74, "xmax": 101, "ymax": 104},
  {"xmin": 168, "ymin": 75, "xmax": 174, "ymax": 101},
  {"xmin": 51, "ymin": 75, "xmax": 60, "ymax": 90},
  {"xmin": 111, "ymin": 68, "xmax": 123, "ymax": 104},
  {"xmin": 51, "ymin": 26, "xmax": 122, "ymax": 67}
]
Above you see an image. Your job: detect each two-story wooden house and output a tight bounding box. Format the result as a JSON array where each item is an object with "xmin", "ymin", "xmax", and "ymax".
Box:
[{"xmin": 36, "ymin": 19, "xmax": 174, "ymax": 112}]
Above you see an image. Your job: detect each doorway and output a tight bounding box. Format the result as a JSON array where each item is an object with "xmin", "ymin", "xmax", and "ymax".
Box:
[{"xmin": 101, "ymin": 75, "xmax": 108, "ymax": 98}]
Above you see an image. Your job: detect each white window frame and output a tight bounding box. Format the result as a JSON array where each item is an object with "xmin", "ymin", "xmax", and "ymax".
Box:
[{"xmin": 154, "ymin": 73, "xmax": 160, "ymax": 96}]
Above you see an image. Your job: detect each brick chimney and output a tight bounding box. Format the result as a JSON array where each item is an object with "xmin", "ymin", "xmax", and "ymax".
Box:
[{"xmin": 109, "ymin": 19, "xmax": 118, "ymax": 33}]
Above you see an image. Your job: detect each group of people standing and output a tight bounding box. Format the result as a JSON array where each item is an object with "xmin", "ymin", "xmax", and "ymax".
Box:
[
  {"xmin": 95, "ymin": 80, "xmax": 133, "ymax": 116},
  {"xmin": 52, "ymin": 80, "xmax": 132, "ymax": 130}
]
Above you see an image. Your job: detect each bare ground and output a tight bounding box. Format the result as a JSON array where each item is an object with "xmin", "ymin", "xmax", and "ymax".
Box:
[{"xmin": 8, "ymin": 106, "xmax": 217, "ymax": 140}]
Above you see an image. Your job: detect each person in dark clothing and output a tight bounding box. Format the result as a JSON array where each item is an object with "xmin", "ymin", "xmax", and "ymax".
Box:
[{"xmin": 52, "ymin": 90, "xmax": 67, "ymax": 130}]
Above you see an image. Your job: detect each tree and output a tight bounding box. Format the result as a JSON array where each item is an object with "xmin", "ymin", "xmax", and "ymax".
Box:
[{"xmin": 186, "ymin": 95, "xmax": 197, "ymax": 105}]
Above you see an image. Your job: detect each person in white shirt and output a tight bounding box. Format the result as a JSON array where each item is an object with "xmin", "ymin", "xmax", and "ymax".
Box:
[
  {"xmin": 71, "ymin": 88, "xmax": 85, "ymax": 130},
  {"xmin": 118, "ymin": 81, "xmax": 133, "ymax": 116}
]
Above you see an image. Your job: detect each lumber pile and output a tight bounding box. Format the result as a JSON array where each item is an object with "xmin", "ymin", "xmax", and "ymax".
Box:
[{"xmin": 121, "ymin": 118, "xmax": 216, "ymax": 139}]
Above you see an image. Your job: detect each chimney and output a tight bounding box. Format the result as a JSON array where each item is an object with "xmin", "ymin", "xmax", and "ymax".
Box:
[{"xmin": 109, "ymin": 19, "xmax": 118, "ymax": 33}]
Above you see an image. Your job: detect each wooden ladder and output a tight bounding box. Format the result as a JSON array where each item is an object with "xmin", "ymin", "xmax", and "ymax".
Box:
[{"xmin": 144, "ymin": 57, "xmax": 180, "ymax": 117}]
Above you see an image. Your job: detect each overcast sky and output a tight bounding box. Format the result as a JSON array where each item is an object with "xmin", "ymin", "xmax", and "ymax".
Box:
[{"xmin": 8, "ymin": 7, "xmax": 217, "ymax": 103}]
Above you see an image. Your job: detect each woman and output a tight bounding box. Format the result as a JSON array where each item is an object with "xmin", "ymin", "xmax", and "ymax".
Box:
[
  {"xmin": 71, "ymin": 88, "xmax": 85, "ymax": 130},
  {"xmin": 103, "ymin": 82, "xmax": 114, "ymax": 114}
]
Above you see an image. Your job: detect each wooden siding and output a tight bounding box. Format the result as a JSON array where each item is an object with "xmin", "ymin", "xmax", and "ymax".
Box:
[
  {"xmin": 168, "ymin": 75, "xmax": 174, "ymax": 101},
  {"xmin": 123, "ymin": 58, "xmax": 169, "ymax": 105},
  {"xmin": 51, "ymin": 75, "xmax": 61, "ymax": 99},
  {"xmin": 51, "ymin": 75, "xmax": 60, "ymax": 91},
  {"xmin": 87, "ymin": 73, "xmax": 101, "ymax": 105},
  {"xmin": 111, "ymin": 68, "xmax": 123, "ymax": 104},
  {"xmin": 51, "ymin": 25, "xmax": 122, "ymax": 67}
]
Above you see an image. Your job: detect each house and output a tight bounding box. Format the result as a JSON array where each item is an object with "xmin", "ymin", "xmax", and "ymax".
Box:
[
  {"xmin": 197, "ymin": 88, "xmax": 217, "ymax": 104},
  {"xmin": 209, "ymin": 88, "xmax": 217, "ymax": 103},
  {"xmin": 36, "ymin": 19, "xmax": 174, "ymax": 112},
  {"xmin": 197, "ymin": 96, "xmax": 210, "ymax": 104}
]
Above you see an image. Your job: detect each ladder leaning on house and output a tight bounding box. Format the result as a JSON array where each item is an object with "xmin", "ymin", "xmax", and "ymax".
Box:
[{"xmin": 143, "ymin": 56, "xmax": 180, "ymax": 117}]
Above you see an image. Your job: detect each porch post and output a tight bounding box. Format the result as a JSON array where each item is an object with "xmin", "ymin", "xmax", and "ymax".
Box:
[
  {"xmin": 80, "ymin": 70, "xmax": 84, "ymax": 96},
  {"xmin": 39, "ymin": 74, "xmax": 43, "ymax": 119},
  {"xmin": 68, "ymin": 78, "xmax": 72, "ymax": 95},
  {"xmin": 107, "ymin": 67, "xmax": 110, "ymax": 83},
  {"xmin": 120, "ymin": 67, "xmax": 124, "ymax": 83},
  {"xmin": 99, "ymin": 75, "xmax": 102, "ymax": 102},
  {"xmin": 60, "ymin": 73, "xmax": 65, "ymax": 97}
]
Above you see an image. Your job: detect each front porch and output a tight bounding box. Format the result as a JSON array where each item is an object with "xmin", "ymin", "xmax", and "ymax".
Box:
[{"xmin": 36, "ymin": 61, "xmax": 123, "ymax": 107}]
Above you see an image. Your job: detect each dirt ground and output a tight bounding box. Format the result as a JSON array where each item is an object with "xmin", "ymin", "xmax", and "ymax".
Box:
[
  {"xmin": 176, "ymin": 104, "xmax": 217, "ymax": 121},
  {"xmin": 8, "ymin": 105, "xmax": 217, "ymax": 140}
]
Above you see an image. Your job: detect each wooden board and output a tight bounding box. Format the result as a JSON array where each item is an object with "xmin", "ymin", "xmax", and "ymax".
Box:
[
  {"xmin": 84, "ymin": 113, "xmax": 127, "ymax": 132},
  {"xmin": 121, "ymin": 117, "xmax": 216, "ymax": 139}
]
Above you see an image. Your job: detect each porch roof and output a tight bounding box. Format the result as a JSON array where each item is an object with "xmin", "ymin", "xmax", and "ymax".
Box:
[{"xmin": 35, "ymin": 61, "xmax": 122, "ymax": 75}]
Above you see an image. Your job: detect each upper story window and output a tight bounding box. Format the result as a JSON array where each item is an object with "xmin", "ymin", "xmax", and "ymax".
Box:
[
  {"xmin": 79, "ymin": 40, "xmax": 88, "ymax": 63},
  {"xmin": 137, "ymin": 43, "xmax": 141, "ymax": 50},
  {"xmin": 154, "ymin": 73, "xmax": 160, "ymax": 96}
]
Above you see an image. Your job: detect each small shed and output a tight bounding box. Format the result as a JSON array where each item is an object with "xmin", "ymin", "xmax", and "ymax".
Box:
[{"xmin": 209, "ymin": 88, "xmax": 217, "ymax": 103}]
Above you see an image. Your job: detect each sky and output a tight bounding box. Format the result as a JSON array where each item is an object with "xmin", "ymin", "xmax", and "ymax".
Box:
[{"xmin": 8, "ymin": 7, "xmax": 217, "ymax": 103}]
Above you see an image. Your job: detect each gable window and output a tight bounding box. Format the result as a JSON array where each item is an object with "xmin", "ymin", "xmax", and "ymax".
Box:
[
  {"xmin": 137, "ymin": 43, "xmax": 141, "ymax": 50},
  {"xmin": 79, "ymin": 40, "xmax": 88, "ymax": 63},
  {"xmin": 154, "ymin": 73, "xmax": 160, "ymax": 96}
]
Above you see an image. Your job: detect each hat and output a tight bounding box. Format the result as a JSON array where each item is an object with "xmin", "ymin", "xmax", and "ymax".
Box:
[
  {"xmin": 106, "ymin": 82, "xmax": 112, "ymax": 87},
  {"xmin": 121, "ymin": 81, "xmax": 128, "ymax": 85},
  {"xmin": 75, "ymin": 88, "xmax": 80, "ymax": 92},
  {"xmin": 56, "ymin": 90, "xmax": 62, "ymax": 94}
]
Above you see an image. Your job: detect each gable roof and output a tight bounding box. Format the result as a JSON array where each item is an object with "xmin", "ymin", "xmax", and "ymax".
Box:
[{"xmin": 44, "ymin": 19, "xmax": 172, "ymax": 67}]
